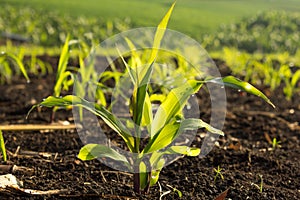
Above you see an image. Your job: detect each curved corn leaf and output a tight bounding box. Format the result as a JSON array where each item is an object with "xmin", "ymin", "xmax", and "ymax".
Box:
[
  {"xmin": 207, "ymin": 76, "xmax": 275, "ymax": 108},
  {"xmin": 54, "ymin": 71, "xmax": 74, "ymax": 96},
  {"xmin": 149, "ymin": 146, "xmax": 200, "ymax": 169},
  {"xmin": 78, "ymin": 144, "xmax": 129, "ymax": 164},
  {"xmin": 29, "ymin": 95, "xmax": 135, "ymax": 151},
  {"xmin": 149, "ymin": 158, "xmax": 165, "ymax": 187},
  {"xmin": 166, "ymin": 146, "xmax": 201, "ymax": 156},
  {"xmin": 144, "ymin": 123, "xmax": 180, "ymax": 153},
  {"xmin": 117, "ymin": 47, "xmax": 137, "ymax": 84},
  {"xmin": 3, "ymin": 52, "xmax": 30, "ymax": 82},
  {"xmin": 144, "ymin": 118, "xmax": 222, "ymax": 154},
  {"xmin": 148, "ymin": 145, "xmax": 200, "ymax": 187},
  {"xmin": 150, "ymin": 80, "xmax": 203, "ymax": 138},
  {"xmin": 291, "ymin": 69, "xmax": 300, "ymax": 87}
]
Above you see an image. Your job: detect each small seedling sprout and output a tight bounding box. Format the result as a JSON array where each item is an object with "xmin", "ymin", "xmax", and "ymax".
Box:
[
  {"xmin": 251, "ymin": 174, "xmax": 263, "ymax": 193},
  {"xmin": 213, "ymin": 165, "xmax": 224, "ymax": 182},
  {"xmin": 272, "ymin": 138, "xmax": 281, "ymax": 150},
  {"xmin": 0, "ymin": 130, "xmax": 7, "ymax": 162}
]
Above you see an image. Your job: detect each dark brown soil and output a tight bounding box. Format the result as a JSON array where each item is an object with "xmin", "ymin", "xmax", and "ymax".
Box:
[{"xmin": 0, "ymin": 57, "xmax": 299, "ymax": 199}]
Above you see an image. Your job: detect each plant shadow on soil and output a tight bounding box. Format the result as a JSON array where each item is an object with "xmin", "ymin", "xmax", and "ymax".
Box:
[{"xmin": 0, "ymin": 56, "xmax": 299, "ymax": 199}]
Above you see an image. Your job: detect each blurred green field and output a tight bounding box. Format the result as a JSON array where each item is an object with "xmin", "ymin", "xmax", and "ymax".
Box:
[{"xmin": 2, "ymin": 0, "xmax": 300, "ymax": 39}]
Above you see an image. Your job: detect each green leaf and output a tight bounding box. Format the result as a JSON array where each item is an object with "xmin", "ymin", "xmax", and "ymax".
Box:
[
  {"xmin": 133, "ymin": 62, "xmax": 154, "ymax": 126},
  {"xmin": 139, "ymin": 161, "xmax": 148, "ymax": 189},
  {"xmin": 54, "ymin": 71, "xmax": 74, "ymax": 96},
  {"xmin": 117, "ymin": 47, "xmax": 153, "ymax": 127},
  {"xmin": 150, "ymin": 94, "xmax": 166, "ymax": 103},
  {"xmin": 29, "ymin": 95, "xmax": 135, "ymax": 152},
  {"xmin": 144, "ymin": 118, "xmax": 222, "ymax": 154},
  {"xmin": 149, "ymin": 158, "xmax": 165, "ymax": 186},
  {"xmin": 291, "ymin": 69, "xmax": 300, "ymax": 87},
  {"xmin": 166, "ymin": 146, "xmax": 200, "ymax": 156},
  {"xmin": 4, "ymin": 52, "xmax": 30, "ymax": 82},
  {"xmin": 78, "ymin": 144, "xmax": 129, "ymax": 164},
  {"xmin": 149, "ymin": 1, "xmax": 176, "ymax": 64},
  {"xmin": 54, "ymin": 34, "xmax": 70, "ymax": 97},
  {"xmin": 141, "ymin": 92, "xmax": 153, "ymax": 126},
  {"xmin": 56, "ymin": 34, "xmax": 70, "ymax": 82},
  {"xmin": 207, "ymin": 76, "xmax": 275, "ymax": 108},
  {"xmin": 150, "ymin": 80, "xmax": 202, "ymax": 138},
  {"xmin": 144, "ymin": 123, "xmax": 180, "ymax": 153},
  {"xmin": 117, "ymin": 47, "xmax": 137, "ymax": 84},
  {"xmin": 130, "ymin": 1, "xmax": 176, "ymax": 128},
  {"xmin": 0, "ymin": 130, "xmax": 7, "ymax": 162},
  {"xmin": 124, "ymin": 37, "xmax": 142, "ymax": 73}
]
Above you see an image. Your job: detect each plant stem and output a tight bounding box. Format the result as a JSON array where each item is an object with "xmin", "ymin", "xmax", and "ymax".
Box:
[{"xmin": 133, "ymin": 166, "xmax": 140, "ymax": 194}]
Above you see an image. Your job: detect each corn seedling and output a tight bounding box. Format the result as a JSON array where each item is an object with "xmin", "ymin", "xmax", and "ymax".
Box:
[
  {"xmin": 215, "ymin": 48, "xmax": 300, "ymax": 100},
  {"xmin": 25, "ymin": 50, "xmax": 53, "ymax": 76},
  {"xmin": 283, "ymin": 69, "xmax": 300, "ymax": 100},
  {"xmin": 272, "ymin": 138, "xmax": 281, "ymax": 150},
  {"xmin": 0, "ymin": 51, "xmax": 30, "ymax": 84},
  {"xmin": 0, "ymin": 130, "xmax": 7, "ymax": 162},
  {"xmin": 29, "ymin": 2, "xmax": 275, "ymax": 194},
  {"xmin": 213, "ymin": 165, "xmax": 224, "ymax": 182},
  {"xmin": 159, "ymin": 183, "xmax": 182, "ymax": 199},
  {"xmin": 1, "ymin": 5, "xmax": 131, "ymax": 47},
  {"xmin": 251, "ymin": 174, "xmax": 263, "ymax": 193},
  {"xmin": 50, "ymin": 34, "xmax": 74, "ymax": 120}
]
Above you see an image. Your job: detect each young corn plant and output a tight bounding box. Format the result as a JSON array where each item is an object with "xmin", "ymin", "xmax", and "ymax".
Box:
[
  {"xmin": 29, "ymin": 2, "xmax": 274, "ymax": 194},
  {"xmin": 0, "ymin": 51, "xmax": 30, "ymax": 84},
  {"xmin": 50, "ymin": 34, "xmax": 75, "ymax": 121},
  {"xmin": 213, "ymin": 165, "xmax": 224, "ymax": 182}
]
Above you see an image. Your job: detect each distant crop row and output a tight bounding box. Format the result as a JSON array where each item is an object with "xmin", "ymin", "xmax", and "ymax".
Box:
[
  {"xmin": 2, "ymin": 5, "xmax": 300, "ymax": 55},
  {"xmin": 0, "ymin": 5, "xmax": 131, "ymax": 46},
  {"xmin": 212, "ymin": 48, "xmax": 300, "ymax": 100},
  {"xmin": 203, "ymin": 11, "xmax": 300, "ymax": 54}
]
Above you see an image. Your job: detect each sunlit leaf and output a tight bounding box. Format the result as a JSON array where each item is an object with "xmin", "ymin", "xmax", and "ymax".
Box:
[
  {"xmin": 150, "ymin": 80, "xmax": 202, "ymax": 138},
  {"xmin": 291, "ymin": 70, "xmax": 300, "ymax": 87},
  {"xmin": 144, "ymin": 118, "xmax": 222, "ymax": 154},
  {"xmin": 54, "ymin": 34, "xmax": 70, "ymax": 97},
  {"xmin": 3, "ymin": 52, "xmax": 30, "ymax": 82},
  {"xmin": 144, "ymin": 123, "xmax": 180, "ymax": 153},
  {"xmin": 150, "ymin": 94, "xmax": 166, "ymax": 103},
  {"xmin": 139, "ymin": 161, "xmax": 148, "ymax": 189},
  {"xmin": 78, "ymin": 144, "xmax": 128, "ymax": 164},
  {"xmin": 207, "ymin": 76, "xmax": 275, "ymax": 108},
  {"xmin": 149, "ymin": 159, "xmax": 165, "ymax": 186},
  {"xmin": 28, "ymin": 95, "xmax": 135, "ymax": 151},
  {"xmin": 149, "ymin": 2, "xmax": 176, "ymax": 64},
  {"xmin": 166, "ymin": 146, "xmax": 200, "ymax": 156}
]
